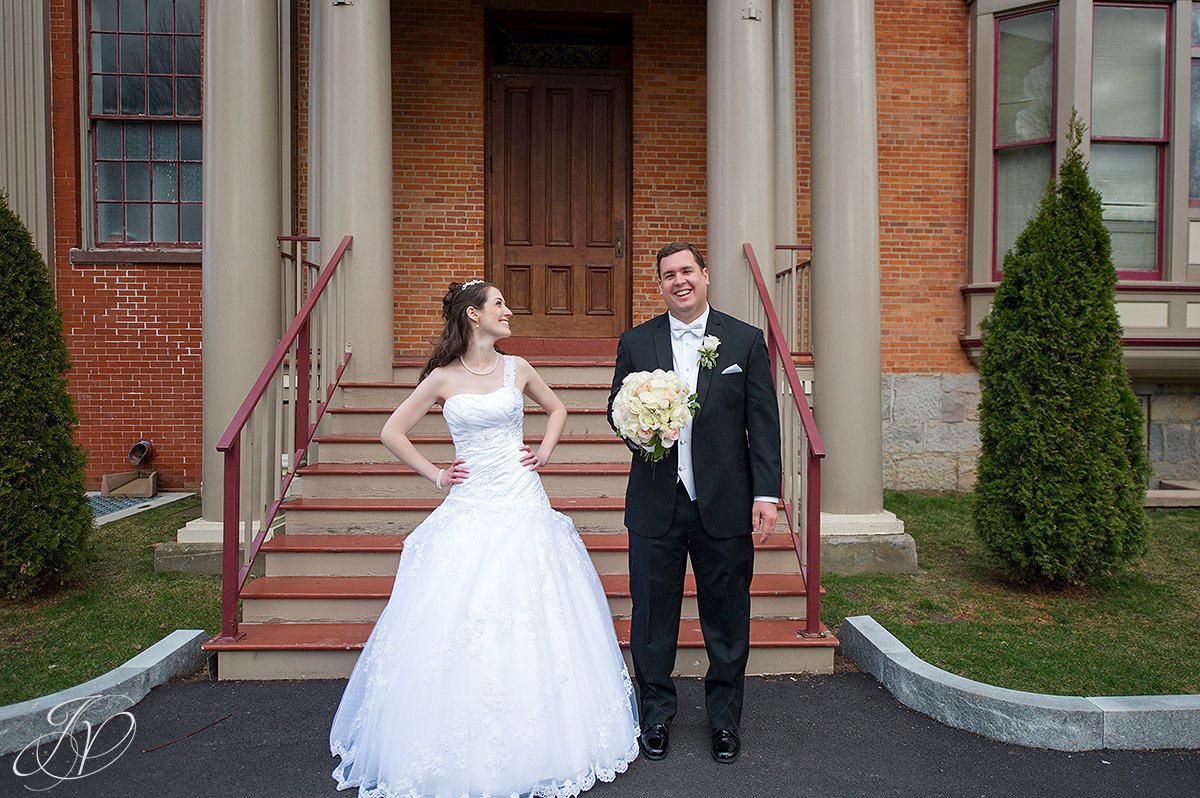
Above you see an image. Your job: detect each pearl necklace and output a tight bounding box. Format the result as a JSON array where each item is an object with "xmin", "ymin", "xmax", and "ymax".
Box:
[{"xmin": 460, "ymin": 352, "xmax": 499, "ymax": 376}]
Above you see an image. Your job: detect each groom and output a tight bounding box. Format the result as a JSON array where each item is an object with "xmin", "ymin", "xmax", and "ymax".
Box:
[{"xmin": 607, "ymin": 241, "xmax": 781, "ymax": 764}]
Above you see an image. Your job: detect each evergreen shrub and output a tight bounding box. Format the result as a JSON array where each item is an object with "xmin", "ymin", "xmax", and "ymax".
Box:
[
  {"xmin": 974, "ymin": 114, "xmax": 1150, "ymax": 585},
  {"xmin": 0, "ymin": 194, "xmax": 92, "ymax": 598}
]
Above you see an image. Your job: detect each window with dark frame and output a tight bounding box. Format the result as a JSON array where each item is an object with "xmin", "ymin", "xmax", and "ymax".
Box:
[
  {"xmin": 993, "ymin": 6, "xmax": 1057, "ymax": 277},
  {"xmin": 88, "ymin": 0, "xmax": 202, "ymax": 247},
  {"xmin": 1090, "ymin": 3, "xmax": 1169, "ymax": 279}
]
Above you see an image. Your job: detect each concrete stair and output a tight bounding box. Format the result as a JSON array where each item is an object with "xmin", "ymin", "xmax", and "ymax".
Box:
[
  {"xmin": 1145, "ymin": 479, "xmax": 1200, "ymax": 508},
  {"xmin": 204, "ymin": 355, "xmax": 836, "ymax": 680}
]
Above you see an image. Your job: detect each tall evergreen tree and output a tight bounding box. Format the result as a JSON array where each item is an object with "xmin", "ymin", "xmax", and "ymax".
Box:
[
  {"xmin": 0, "ymin": 193, "xmax": 92, "ymax": 598},
  {"xmin": 974, "ymin": 113, "xmax": 1150, "ymax": 585}
]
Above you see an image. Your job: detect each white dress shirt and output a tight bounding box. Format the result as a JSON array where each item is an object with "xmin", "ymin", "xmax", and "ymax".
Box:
[{"xmin": 668, "ymin": 305, "xmax": 778, "ymax": 508}]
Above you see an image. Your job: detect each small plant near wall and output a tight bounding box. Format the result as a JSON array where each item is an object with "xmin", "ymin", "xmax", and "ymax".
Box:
[
  {"xmin": 0, "ymin": 193, "xmax": 92, "ymax": 598},
  {"xmin": 974, "ymin": 112, "xmax": 1150, "ymax": 585}
]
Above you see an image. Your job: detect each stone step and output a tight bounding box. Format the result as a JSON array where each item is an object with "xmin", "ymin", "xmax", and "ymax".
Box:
[
  {"xmin": 339, "ymin": 381, "xmax": 612, "ymax": 409},
  {"xmin": 204, "ymin": 619, "xmax": 836, "ymax": 680},
  {"xmin": 261, "ymin": 532, "xmax": 804, "ymax": 576},
  {"xmin": 312, "ymin": 433, "xmax": 630, "ymax": 464},
  {"xmin": 1145, "ymin": 489, "xmax": 1200, "ymax": 508},
  {"xmin": 281, "ymin": 496, "xmax": 628, "ymax": 534},
  {"xmin": 327, "ymin": 406, "xmax": 613, "ymax": 436},
  {"xmin": 239, "ymin": 573, "xmax": 809, "ymax": 624},
  {"xmin": 297, "ymin": 461, "xmax": 630, "ymax": 498}
]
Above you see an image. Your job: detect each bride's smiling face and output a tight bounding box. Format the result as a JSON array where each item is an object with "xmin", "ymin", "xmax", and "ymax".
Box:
[{"xmin": 469, "ymin": 287, "xmax": 513, "ymax": 340}]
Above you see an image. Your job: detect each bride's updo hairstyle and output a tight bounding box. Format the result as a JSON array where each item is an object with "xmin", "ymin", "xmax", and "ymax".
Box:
[{"xmin": 419, "ymin": 280, "xmax": 497, "ymax": 381}]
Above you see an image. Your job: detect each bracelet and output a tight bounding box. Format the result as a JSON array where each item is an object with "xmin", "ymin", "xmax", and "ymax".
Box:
[{"xmin": 435, "ymin": 468, "xmax": 446, "ymax": 491}]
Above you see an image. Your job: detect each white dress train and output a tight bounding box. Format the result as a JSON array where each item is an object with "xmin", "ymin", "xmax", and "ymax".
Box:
[{"xmin": 330, "ymin": 355, "xmax": 639, "ymax": 798}]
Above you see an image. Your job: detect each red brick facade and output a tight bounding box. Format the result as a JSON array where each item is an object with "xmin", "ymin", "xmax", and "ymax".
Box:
[
  {"xmin": 47, "ymin": 0, "xmax": 973, "ymax": 488},
  {"xmin": 49, "ymin": 0, "xmax": 203, "ymax": 490}
]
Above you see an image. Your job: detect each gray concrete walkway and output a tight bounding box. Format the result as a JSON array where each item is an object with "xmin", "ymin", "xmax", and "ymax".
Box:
[{"xmin": 2, "ymin": 673, "xmax": 1197, "ymax": 797}]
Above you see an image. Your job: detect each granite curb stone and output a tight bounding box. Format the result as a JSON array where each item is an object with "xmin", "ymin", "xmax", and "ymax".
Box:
[
  {"xmin": 839, "ymin": 615, "xmax": 1200, "ymax": 751},
  {"xmin": 0, "ymin": 629, "xmax": 207, "ymax": 756}
]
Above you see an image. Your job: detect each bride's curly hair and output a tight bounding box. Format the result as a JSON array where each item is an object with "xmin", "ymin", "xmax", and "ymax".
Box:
[{"xmin": 419, "ymin": 281, "xmax": 498, "ymax": 381}]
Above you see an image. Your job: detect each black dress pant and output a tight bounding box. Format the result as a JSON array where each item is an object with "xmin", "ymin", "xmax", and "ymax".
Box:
[{"xmin": 628, "ymin": 482, "xmax": 754, "ymax": 731}]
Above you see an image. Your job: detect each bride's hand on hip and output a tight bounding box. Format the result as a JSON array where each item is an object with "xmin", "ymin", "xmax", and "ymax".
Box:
[
  {"xmin": 518, "ymin": 444, "xmax": 549, "ymax": 471},
  {"xmin": 439, "ymin": 458, "xmax": 468, "ymax": 487}
]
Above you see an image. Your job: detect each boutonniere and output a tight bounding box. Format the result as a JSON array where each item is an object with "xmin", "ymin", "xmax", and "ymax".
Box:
[{"xmin": 698, "ymin": 335, "xmax": 720, "ymax": 370}]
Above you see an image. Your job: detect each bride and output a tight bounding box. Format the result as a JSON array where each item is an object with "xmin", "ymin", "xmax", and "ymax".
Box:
[{"xmin": 330, "ymin": 280, "xmax": 639, "ymax": 797}]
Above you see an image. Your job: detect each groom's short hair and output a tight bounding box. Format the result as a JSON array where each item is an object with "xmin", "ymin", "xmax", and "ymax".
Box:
[{"xmin": 656, "ymin": 242, "xmax": 706, "ymax": 277}]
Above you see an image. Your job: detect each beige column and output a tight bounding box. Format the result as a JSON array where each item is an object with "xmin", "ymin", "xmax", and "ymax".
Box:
[
  {"xmin": 707, "ymin": 0, "xmax": 775, "ymax": 321},
  {"xmin": 186, "ymin": 1, "xmax": 282, "ymax": 538},
  {"xmin": 810, "ymin": 0, "xmax": 912, "ymax": 569},
  {"xmin": 318, "ymin": 0, "xmax": 393, "ymax": 381}
]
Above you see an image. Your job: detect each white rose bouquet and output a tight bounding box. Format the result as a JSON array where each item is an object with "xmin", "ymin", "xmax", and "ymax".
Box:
[{"xmin": 611, "ymin": 369, "xmax": 699, "ymax": 462}]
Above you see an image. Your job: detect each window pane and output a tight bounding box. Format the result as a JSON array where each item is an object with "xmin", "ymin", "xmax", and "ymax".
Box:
[
  {"xmin": 120, "ymin": 76, "xmax": 146, "ymax": 114},
  {"xmin": 1195, "ymin": 8, "xmax": 1200, "ymax": 47},
  {"xmin": 177, "ymin": 36, "xmax": 200, "ymax": 76},
  {"xmin": 97, "ymin": 203, "xmax": 123, "ymax": 242},
  {"xmin": 1193, "ymin": 61, "xmax": 1200, "ymax": 200},
  {"xmin": 180, "ymin": 162, "xmax": 201, "ymax": 201},
  {"xmin": 125, "ymin": 121, "xmax": 149, "ymax": 157},
  {"xmin": 176, "ymin": 77, "xmax": 200, "ymax": 116},
  {"xmin": 96, "ymin": 161, "xmax": 123, "ymax": 200},
  {"xmin": 149, "ymin": 76, "xmax": 173, "ymax": 115},
  {"xmin": 152, "ymin": 122, "xmax": 177, "ymax": 160},
  {"xmin": 180, "ymin": 203, "xmax": 201, "ymax": 242},
  {"xmin": 153, "ymin": 163, "xmax": 178, "ymax": 201},
  {"xmin": 148, "ymin": 35, "xmax": 172, "ymax": 73},
  {"xmin": 127, "ymin": 203, "xmax": 151, "ymax": 242},
  {"xmin": 93, "ymin": 75, "xmax": 118, "ymax": 114},
  {"xmin": 995, "ymin": 145, "xmax": 1052, "ymax": 267},
  {"xmin": 1091, "ymin": 143, "xmax": 1159, "ymax": 272},
  {"xmin": 179, "ymin": 124, "xmax": 201, "ymax": 160},
  {"xmin": 153, "ymin": 204, "xmax": 179, "ymax": 242},
  {"xmin": 119, "ymin": 33, "xmax": 145, "ymax": 73},
  {"xmin": 119, "ymin": 0, "xmax": 145, "ymax": 32},
  {"xmin": 125, "ymin": 162, "xmax": 150, "ymax": 201},
  {"xmin": 996, "ymin": 11, "xmax": 1054, "ymax": 145},
  {"xmin": 177, "ymin": 0, "xmax": 200, "ymax": 34},
  {"xmin": 97, "ymin": 121, "xmax": 122, "ymax": 158},
  {"xmin": 1093, "ymin": 6, "xmax": 1167, "ymax": 139},
  {"xmin": 93, "ymin": 0, "xmax": 119, "ymax": 31},
  {"xmin": 92, "ymin": 33, "xmax": 118, "ymax": 72},
  {"xmin": 148, "ymin": 0, "xmax": 174, "ymax": 33}
]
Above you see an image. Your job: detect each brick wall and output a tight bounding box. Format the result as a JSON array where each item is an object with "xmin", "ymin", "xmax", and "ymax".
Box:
[
  {"xmin": 630, "ymin": 0, "xmax": 708, "ymax": 325},
  {"xmin": 874, "ymin": 0, "xmax": 974, "ymax": 375},
  {"xmin": 391, "ymin": 1, "xmax": 487, "ymax": 354},
  {"xmin": 49, "ymin": 0, "xmax": 203, "ymax": 489}
]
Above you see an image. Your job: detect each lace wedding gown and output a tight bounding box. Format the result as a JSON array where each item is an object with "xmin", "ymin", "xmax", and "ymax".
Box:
[{"xmin": 331, "ymin": 355, "xmax": 639, "ymax": 798}]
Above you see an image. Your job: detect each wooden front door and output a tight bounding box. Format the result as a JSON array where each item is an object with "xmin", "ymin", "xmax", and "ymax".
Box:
[{"xmin": 487, "ymin": 71, "xmax": 630, "ymax": 337}]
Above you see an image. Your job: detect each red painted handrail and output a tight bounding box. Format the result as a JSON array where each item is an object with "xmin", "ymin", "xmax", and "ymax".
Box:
[
  {"xmin": 214, "ymin": 234, "xmax": 353, "ymax": 641},
  {"xmin": 744, "ymin": 242, "xmax": 826, "ymax": 637}
]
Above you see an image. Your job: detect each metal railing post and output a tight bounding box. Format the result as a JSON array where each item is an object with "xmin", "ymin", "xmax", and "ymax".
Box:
[{"xmin": 219, "ymin": 440, "xmax": 242, "ymax": 640}]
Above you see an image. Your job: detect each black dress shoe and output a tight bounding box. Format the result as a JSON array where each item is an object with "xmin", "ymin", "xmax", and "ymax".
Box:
[
  {"xmin": 638, "ymin": 723, "xmax": 670, "ymax": 760},
  {"xmin": 711, "ymin": 728, "xmax": 740, "ymax": 763}
]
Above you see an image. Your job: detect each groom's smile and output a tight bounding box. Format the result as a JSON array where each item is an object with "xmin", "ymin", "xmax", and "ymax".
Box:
[{"xmin": 658, "ymin": 249, "xmax": 710, "ymax": 323}]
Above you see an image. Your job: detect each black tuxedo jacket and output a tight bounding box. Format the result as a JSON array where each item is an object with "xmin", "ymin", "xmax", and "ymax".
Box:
[{"xmin": 608, "ymin": 309, "xmax": 782, "ymax": 539}]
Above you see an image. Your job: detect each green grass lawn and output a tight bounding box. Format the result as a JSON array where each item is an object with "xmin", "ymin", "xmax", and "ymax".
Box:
[
  {"xmin": 0, "ymin": 491, "xmax": 1196, "ymax": 705},
  {"xmin": 823, "ymin": 491, "xmax": 1200, "ymax": 697},
  {"xmin": 0, "ymin": 496, "xmax": 220, "ymax": 705}
]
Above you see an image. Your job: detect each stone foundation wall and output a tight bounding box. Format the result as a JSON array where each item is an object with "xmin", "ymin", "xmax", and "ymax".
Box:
[
  {"xmin": 882, "ymin": 373, "xmax": 980, "ymax": 492},
  {"xmin": 883, "ymin": 375, "xmax": 1200, "ymax": 493},
  {"xmin": 1136, "ymin": 383, "xmax": 1200, "ymax": 486}
]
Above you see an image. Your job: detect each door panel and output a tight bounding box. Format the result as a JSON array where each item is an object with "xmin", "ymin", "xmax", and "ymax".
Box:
[{"xmin": 488, "ymin": 72, "xmax": 630, "ymax": 337}]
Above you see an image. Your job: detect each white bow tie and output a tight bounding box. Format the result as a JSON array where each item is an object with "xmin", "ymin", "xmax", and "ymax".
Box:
[{"xmin": 671, "ymin": 320, "xmax": 705, "ymax": 340}]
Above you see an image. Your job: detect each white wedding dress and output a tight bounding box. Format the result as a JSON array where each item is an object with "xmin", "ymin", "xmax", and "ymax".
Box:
[{"xmin": 331, "ymin": 355, "xmax": 639, "ymax": 798}]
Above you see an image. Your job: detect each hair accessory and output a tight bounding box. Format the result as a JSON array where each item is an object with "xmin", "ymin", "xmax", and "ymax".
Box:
[{"xmin": 460, "ymin": 279, "xmax": 485, "ymax": 292}]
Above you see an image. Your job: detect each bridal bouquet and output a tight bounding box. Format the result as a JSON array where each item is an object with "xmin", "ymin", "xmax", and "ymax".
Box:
[{"xmin": 611, "ymin": 369, "xmax": 699, "ymax": 462}]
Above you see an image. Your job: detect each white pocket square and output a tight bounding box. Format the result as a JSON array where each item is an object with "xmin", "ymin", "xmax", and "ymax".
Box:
[{"xmin": 721, "ymin": 364, "xmax": 743, "ymax": 375}]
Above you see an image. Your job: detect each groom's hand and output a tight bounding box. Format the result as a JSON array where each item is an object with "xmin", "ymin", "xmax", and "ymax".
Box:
[{"xmin": 751, "ymin": 501, "xmax": 777, "ymax": 545}]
